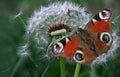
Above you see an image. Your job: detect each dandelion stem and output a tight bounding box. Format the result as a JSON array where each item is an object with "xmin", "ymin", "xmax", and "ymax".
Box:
[
  {"xmin": 60, "ymin": 57, "xmax": 66, "ymax": 77},
  {"xmin": 74, "ymin": 63, "xmax": 81, "ymax": 77}
]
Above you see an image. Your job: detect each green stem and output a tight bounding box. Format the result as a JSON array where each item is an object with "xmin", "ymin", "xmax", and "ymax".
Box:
[
  {"xmin": 60, "ymin": 57, "xmax": 65, "ymax": 77},
  {"xmin": 11, "ymin": 57, "xmax": 24, "ymax": 77},
  {"xmin": 46, "ymin": 37, "xmax": 55, "ymax": 54},
  {"xmin": 74, "ymin": 63, "xmax": 81, "ymax": 77},
  {"xmin": 41, "ymin": 63, "xmax": 50, "ymax": 77}
]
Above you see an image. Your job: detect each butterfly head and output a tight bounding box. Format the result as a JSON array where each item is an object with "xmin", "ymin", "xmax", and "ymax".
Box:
[{"xmin": 99, "ymin": 9, "xmax": 112, "ymax": 20}]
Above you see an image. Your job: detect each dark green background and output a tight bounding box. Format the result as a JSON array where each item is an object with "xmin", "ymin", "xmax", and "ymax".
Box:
[{"xmin": 0, "ymin": 0, "xmax": 120, "ymax": 77}]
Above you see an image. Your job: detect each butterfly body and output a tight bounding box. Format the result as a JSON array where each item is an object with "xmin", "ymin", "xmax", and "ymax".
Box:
[{"xmin": 50, "ymin": 9, "xmax": 113, "ymax": 64}]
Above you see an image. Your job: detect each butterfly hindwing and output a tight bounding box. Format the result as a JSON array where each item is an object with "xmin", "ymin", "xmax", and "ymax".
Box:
[{"xmin": 73, "ymin": 28, "xmax": 113, "ymax": 63}]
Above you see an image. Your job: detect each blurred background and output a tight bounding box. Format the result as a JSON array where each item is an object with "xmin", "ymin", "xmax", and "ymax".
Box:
[{"xmin": 0, "ymin": 0, "xmax": 120, "ymax": 77}]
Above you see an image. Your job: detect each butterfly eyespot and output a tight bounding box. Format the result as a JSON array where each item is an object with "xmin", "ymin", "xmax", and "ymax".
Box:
[
  {"xmin": 99, "ymin": 9, "xmax": 112, "ymax": 20},
  {"xmin": 99, "ymin": 32, "xmax": 113, "ymax": 46},
  {"xmin": 73, "ymin": 50, "xmax": 85, "ymax": 64},
  {"xmin": 51, "ymin": 42, "xmax": 63, "ymax": 55}
]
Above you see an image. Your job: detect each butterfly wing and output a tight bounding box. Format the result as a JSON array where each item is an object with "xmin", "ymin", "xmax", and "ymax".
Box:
[
  {"xmin": 73, "ymin": 28, "xmax": 113, "ymax": 63},
  {"xmin": 50, "ymin": 9, "xmax": 113, "ymax": 64},
  {"xmin": 73, "ymin": 9, "xmax": 113, "ymax": 64},
  {"xmin": 85, "ymin": 9, "xmax": 112, "ymax": 33}
]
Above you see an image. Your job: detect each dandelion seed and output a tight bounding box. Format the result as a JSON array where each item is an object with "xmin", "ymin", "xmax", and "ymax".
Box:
[{"xmin": 12, "ymin": 11, "xmax": 23, "ymax": 19}]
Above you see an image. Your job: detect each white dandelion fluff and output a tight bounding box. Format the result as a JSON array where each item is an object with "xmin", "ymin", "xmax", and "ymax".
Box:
[
  {"xmin": 18, "ymin": 43, "xmax": 30, "ymax": 57},
  {"xmin": 18, "ymin": 1, "xmax": 90, "ymax": 58},
  {"xmin": 18, "ymin": 1, "xmax": 119, "ymax": 64}
]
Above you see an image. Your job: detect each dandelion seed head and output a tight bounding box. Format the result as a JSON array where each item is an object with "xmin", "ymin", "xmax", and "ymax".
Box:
[
  {"xmin": 23, "ymin": 1, "xmax": 91, "ymax": 58},
  {"xmin": 20, "ymin": 1, "xmax": 91, "ymax": 60}
]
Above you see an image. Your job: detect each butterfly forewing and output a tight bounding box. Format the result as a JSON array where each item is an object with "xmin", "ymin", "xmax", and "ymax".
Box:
[{"xmin": 86, "ymin": 9, "xmax": 112, "ymax": 33}]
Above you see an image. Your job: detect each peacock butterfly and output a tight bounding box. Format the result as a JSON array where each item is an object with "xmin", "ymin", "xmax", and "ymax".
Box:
[{"xmin": 49, "ymin": 9, "xmax": 113, "ymax": 64}]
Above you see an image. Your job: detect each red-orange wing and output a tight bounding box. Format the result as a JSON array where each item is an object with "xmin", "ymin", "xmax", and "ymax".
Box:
[
  {"xmin": 73, "ymin": 28, "xmax": 113, "ymax": 64},
  {"xmin": 86, "ymin": 9, "xmax": 112, "ymax": 33}
]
